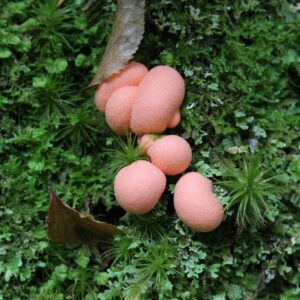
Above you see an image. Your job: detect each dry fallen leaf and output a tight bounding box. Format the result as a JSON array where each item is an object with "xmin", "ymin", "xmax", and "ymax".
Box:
[
  {"xmin": 82, "ymin": 0, "xmax": 97, "ymax": 11},
  {"xmin": 57, "ymin": 0, "xmax": 64, "ymax": 7},
  {"xmin": 47, "ymin": 189, "xmax": 123, "ymax": 245},
  {"xmin": 88, "ymin": 0, "xmax": 145, "ymax": 87}
]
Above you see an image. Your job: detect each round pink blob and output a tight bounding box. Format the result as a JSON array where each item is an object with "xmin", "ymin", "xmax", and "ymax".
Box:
[
  {"xmin": 114, "ymin": 160, "xmax": 166, "ymax": 214},
  {"xmin": 130, "ymin": 65, "xmax": 185, "ymax": 135},
  {"xmin": 138, "ymin": 134, "xmax": 163, "ymax": 154},
  {"xmin": 95, "ymin": 62, "xmax": 148, "ymax": 113},
  {"xmin": 105, "ymin": 86, "xmax": 137, "ymax": 135},
  {"xmin": 147, "ymin": 135, "xmax": 192, "ymax": 175},
  {"xmin": 168, "ymin": 111, "xmax": 181, "ymax": 129},
  {"xmin": 174, "ymin": 172, "xmax": 224, "ymax": 232}
]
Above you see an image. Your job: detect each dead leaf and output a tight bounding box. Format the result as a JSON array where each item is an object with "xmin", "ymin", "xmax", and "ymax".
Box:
[
  {"xmin": 57, "ymin": 0, "xmax": 64, "ymax": 7},
  {"xmin": 82, "ymin": 0, "xmax": 98, "ymax": 11},
  {"xmin": 88, "ymin": 0, "xmax": 145, "ymax": 87},
  {"xmin": 47, "ymin": 189, "xmax": 123, "ymax": 245}
]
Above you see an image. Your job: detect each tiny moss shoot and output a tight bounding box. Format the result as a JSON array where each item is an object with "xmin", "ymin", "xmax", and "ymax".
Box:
[{"xmin": 106, "ymin": 134, "xmax": 148, "ymax": 174}]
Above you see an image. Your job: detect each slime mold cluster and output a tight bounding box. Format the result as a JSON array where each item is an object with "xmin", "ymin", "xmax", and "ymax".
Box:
[{"xmin": 95, "ymin": 62, "xmax": 224, "ymax": 232}]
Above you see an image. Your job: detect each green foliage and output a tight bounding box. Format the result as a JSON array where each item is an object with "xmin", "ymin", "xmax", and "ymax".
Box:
[
  {"xmin": 106, "ymin": 134, "xmax": 148, "ymax": 174},
  {"xmin": 218, "ymin": 155, "xmax": 281, "ymax": 228},
  {"xmin": 124, "ymin": 239, "xmax": 180, "ymax": 299},
  {"xmin": 1, "ymin": 0, "xmax": 300, "ymax": 299}
]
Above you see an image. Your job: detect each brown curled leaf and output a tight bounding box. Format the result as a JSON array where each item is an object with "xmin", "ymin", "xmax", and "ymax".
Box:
[
  {"xmin": 82, "ymin": 0, "xmax": 97, "ymax": 11},
  {"xmin": 88, "ymin": 0, "xmax": 145, "ymax": 88},
  {"xmin": 47, "ymin": 189, "xmax": 123, "ymax": 245},
  {"xmin": 57, "ymin": 0, "xmax": 64, "ymax": 7}
]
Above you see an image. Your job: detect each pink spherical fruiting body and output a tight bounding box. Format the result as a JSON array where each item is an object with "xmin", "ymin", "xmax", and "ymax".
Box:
[
  {"xmin": 174, "ymin": 172, "xmax": 224, "ymax": 232},
  {"xmin": 114, "ymin": 160, "xmax": 166, "ymax": 214},
  {"xmin": 95, "ymin": 62, "xmax": 148, "ymax": 113},
  {"xmin": 147, "ymin": 135, "xmax": 192, "ymax": 175},
  {"xmin": 167, "ymin": 111, "xmax": 181, "ymax": 128},
  {"xmin": 130, "ymin": 66, "xmax": 185, "ymax": 135},
  {"xmin": 105, "ymin": 86, "xmax": 137, "ymax": 135}
]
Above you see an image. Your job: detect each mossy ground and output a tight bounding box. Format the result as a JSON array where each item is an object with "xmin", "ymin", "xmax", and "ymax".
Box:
[{"xmin": 1, "ymin": 1, "xmax": 299, "ymax": 299}]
